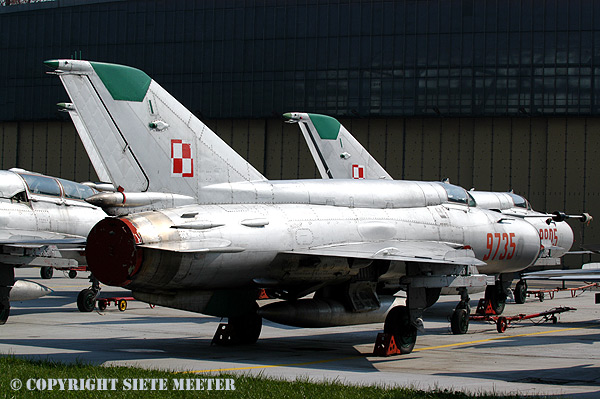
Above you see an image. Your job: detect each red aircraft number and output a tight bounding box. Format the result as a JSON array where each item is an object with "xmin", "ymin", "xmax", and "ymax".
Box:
[
  {"xmin": 483, "ymin": 232, "xmax": 516, "ymax": 261},
  {"xmin": 539, "ymin": 228, "xmax": 558, "ymax": 246}
]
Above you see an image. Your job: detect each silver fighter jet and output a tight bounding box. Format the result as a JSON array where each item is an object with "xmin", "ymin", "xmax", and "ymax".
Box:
[
  {"xmin": 0, "ymin": 169, "xmax": 107, "ymax": 323},
  {"xmin": 48, "ymin": 59, "xmax": 555, "ymax": 352},
  {"xmin": 284, "ymin": 112, "xmax": 589, "ymax": 311}
]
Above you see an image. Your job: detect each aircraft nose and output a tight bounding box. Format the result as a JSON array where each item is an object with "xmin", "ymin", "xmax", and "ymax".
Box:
[{"xmin": 557, "ymin": 221, "xmax": 575, "ymax": 253}]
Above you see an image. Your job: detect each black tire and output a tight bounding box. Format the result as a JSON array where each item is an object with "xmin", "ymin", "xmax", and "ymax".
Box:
[
  {"xmin": 118, "ymin": 300, "xmax": 127, "ymax": 312},
  {"xmin": 0, "ymin": 302, "xmax": 9, "ymax": 325},
  {"xmin": 68, "ymin": 270, "xmax": 77, "ymax": 279},
  {"xmin": 485, "ymin": 285, "xmax": 506, "ymax": 315},
  {"xmin": 514, "ymin": 280, "xmax": 527, "ymax": 304},
  {"xmin": 40, "ymin": 267, "xmax": 53, "ymax": 280},
  {"xmin": 77, "ymin": 288, "xmax": 96, "ymax": 312},
  {"xmin": 450, "ymin": 308, "xmax": 469, "ymax": 335},
  {"xmin": 496, "ymin": 317, "xmax": 508, "ymax": 333},
  {"xmin": 97, "ymin": 300, "xmax": 107, "ymax": 311},
  {"xmin": 228, "ymin": 311, "xmax": 262, "ymax": 345},
  {"xmin": 384, "ymin": 306, "xmax": 417, "ymax": 354}
]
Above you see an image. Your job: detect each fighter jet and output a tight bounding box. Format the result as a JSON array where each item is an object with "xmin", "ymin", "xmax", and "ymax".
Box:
[
  {"xmin": 284, "ymin": 112, "xmax": 588, "ymax": 309},
  {"xmin": 48, "ymin": 59, "xmax": 559, "ymax": 351},
  {"xmin": 0, "ymin": 168, "xmax": 107, "ymax": 323}
]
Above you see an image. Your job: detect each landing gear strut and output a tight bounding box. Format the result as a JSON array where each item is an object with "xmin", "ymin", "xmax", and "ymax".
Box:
[{"xmin": 383, "ymin": 306, "xmax": 417, "ymax": 354}]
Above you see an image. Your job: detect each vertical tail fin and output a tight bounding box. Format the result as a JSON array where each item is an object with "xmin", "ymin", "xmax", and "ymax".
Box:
[
  {"xmin": 46, "ymin": 60, "xmax": 265, "ymax": 197},
  {"xmin": 283, "ymin": 113, "xmax": 392, "ymax": 180},
  {"xmin": 57, "ymin": 102, "xmax": 112, "ymax": 185}
]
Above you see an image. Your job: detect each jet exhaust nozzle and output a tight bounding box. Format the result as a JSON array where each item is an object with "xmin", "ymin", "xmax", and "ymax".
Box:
[{"xmin": 86, "ymin": 218, "xmax": 143, "ymax": 287}]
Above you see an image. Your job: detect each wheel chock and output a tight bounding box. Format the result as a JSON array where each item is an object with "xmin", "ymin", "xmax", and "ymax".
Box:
[
  {"xmin": 211, "ymin": 323, "xmax": 236, "ymax": 346},
  {"xmin": 475, "ymin": 298, "xmax": 496, "ymax": 315},
  {"xmin": 257, "ymin": 289, "xmax": 270, "ymax": 300},
  {"xmin": 373, "ymin": 333, "xmax": 401, "ymax": 356}
]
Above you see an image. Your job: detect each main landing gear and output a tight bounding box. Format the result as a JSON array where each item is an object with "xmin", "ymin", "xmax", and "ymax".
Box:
[
  {"xmin": 0, "ymin": 266, "xmax": 14, "ymax": 325},
  {"xmin": 0, "ymin": 296, "xmax": 9, "ymax": 325},
  {"xmin": 383, "ymin": 306, "xmax": 417, "ymax": 354},
  {"xmin": 212, "ymin": 303, "xmax": 262, "ymax": 346},
  {"xmin": 376, "ymin": 286, "xmax": 435, "ymax": 355},
  {"xmin": 484, "ymin": 283, "xmax": 508, "ymax": 315}
]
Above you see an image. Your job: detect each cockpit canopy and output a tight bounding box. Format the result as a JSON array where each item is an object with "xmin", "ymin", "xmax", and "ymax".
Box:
[
  {"xmin": 508, "ymin": 192, "xmax": 531, "ymax": 210},
  {"xmin": 15, "ymin": 171, "xmax": 98, "ymax": 201},
  {"xmin": 438, "ymin": 183, "xmax": 477, "ymax": 207}
]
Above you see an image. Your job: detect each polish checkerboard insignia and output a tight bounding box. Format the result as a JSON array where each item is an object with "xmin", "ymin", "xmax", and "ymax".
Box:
[
  {"xmin": 352, "ymin": 164, "xmax": 365, "ymax": 179},
  {"xmin": 171, "ymin": 139, "xmax": 194, "ymax": 177}
]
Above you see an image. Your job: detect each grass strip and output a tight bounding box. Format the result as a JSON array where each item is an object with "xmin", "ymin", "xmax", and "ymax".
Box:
[{"xmin": 0, "ymin": 356, "xmax": 540, "ymax": 399}]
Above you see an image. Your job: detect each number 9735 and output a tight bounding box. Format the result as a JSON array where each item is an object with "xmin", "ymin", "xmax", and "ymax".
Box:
[{"xmin": 483, "ymin": 232, "xmax": 516, "ymax": 261}]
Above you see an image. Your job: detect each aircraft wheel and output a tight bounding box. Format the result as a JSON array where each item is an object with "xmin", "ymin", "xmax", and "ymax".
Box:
[
  {"xmin": 384, "ymin": 306, "xmax": 417, "ymax": 354},
  {"xmin": 228, "ymin": 310, "xmax": 262, "ymax": 345},
  {"xmin": 485, "ymin": 285, "xmax": 506, "ymax": 315},
  {"xmin": 514, "ymin": 280, "xmax": 527, "ymax": 304},
  {"xmin": 450, "ymin": 308, "xmax": 469, "ymax": 335},
  {"xmin": 0, "ymin": 302, "xmax": 9, "ymax": 325},
  {"xmin": 551, "ymin": 316, "xmax": 558, "ymax": 324},
  {"xmin": 40, "ymin": 267, "xmax": 53, "ymax": 280},
  {"xmin": 68, "ymin": 270, "xmax": 77, "ymax": 279},
  {"xmin": 118, "ymin": 300, "xmax": 127, "ymax": 312},
  {"xmin": 77, "ymin": 289, "xmax": 96, "ymax": 312},
  {"xmin": 97, "ymin": 300, "xmax": 108, "ymax": 311},
  {"xmin": 496, "ymin": 317, "xmax": 508, "ymax": 333}
]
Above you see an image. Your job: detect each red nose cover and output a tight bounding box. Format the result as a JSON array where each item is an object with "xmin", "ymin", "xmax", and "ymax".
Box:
[{"xmin": 86, "ymin": 218, "xmax": 143, "ymax": 287}]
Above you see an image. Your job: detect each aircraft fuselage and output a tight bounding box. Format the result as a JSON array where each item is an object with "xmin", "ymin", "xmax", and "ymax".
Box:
[{"xmin": 87, "ymin": 202, "xmax": 542, "ymax": 293}]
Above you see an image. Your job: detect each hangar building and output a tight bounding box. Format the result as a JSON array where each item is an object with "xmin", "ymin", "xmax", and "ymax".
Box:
[{"xmin": 0, "ymin": 0, "xmax": 598, "ymax": 254}]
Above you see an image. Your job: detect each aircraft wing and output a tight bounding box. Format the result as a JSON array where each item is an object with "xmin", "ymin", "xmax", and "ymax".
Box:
[
  {"xmin": 523, "ymin": 265, "xmax": 600, "ymax": 281},
  {"xmin": 0, "ymin": 230, "xmax": 84, "ymax": 269},
  {"xmin": 284, "ymin": 241, "xmax": 486, "ymax": 266},
  {"xmin": 0, "ymin": 230, "xmax": 86, "ymax": 246},
  {"xmin": 139, "ymin": 238, "xmax": 484, "ymax": 266}
]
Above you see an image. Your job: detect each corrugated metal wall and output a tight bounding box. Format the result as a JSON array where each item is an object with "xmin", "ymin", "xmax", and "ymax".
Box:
[{"xmin": 0, "ymin": 116, "xmax": 595, "ymax": 261}]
